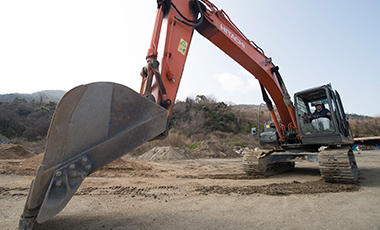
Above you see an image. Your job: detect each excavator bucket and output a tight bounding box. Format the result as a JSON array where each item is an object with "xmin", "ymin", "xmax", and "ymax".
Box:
[{"xmin": 19, "ymin": 82, "xmax": 168, "ymax": 229}]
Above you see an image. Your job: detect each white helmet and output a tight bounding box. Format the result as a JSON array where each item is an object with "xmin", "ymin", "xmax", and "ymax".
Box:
[{"xmin": 314, "ymin": 101, "xmax": 323, "ymax": 106}]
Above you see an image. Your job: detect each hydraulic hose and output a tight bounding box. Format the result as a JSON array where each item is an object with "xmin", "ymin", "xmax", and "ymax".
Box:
[{"xmin": 172, "ymin": 0, "xmax": 204, "ymax": 27}]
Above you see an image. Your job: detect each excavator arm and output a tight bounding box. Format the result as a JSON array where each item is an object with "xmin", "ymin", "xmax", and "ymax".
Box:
[
  {"xmin": 20, "ymin": 0, "xmax": 301, "ymax": 228},
  {"xmin": 141, "ymin": 0, "xmax": 300, "ymax": 141}
]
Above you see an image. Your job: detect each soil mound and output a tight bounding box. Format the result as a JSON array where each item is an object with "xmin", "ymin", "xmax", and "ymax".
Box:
[
  {"xmin": 0, "ymin": 152, "xmax": 42, "ymax": 176},
  {"xmin": 192, "ymin": 141, "xmax": 240, "ymax": 158},
  {"xmin": 91, "ymin": 157, "xmax": 155, "ymax": 177},
  {"xmin": 22, "ymin": 154, "xmax": 44, "ymax": 169},
  {"xmin": 0, "ymin": 144, "xmax": 36, "ymax": 160},
  {"xmin": 138, "ymin": 146, "xmax": 195, "ymax": 160}
]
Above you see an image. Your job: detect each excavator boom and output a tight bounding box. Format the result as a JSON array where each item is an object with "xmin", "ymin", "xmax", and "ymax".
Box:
[{"xmin": 142, "ymin": 0, "xmax": 299, "ymax": 140}]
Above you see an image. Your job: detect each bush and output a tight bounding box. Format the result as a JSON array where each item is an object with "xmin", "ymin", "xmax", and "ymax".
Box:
[
  {"xmin": 349, "ymin": 116, "xmax": 380, "ymax": 137},
  {"xmin": 0, "ymin": 99, "xmax": 55, "ymax": 140},
  {"xmin": 169, "ymin": 95, "xmax": 272, "ymax": 138}
]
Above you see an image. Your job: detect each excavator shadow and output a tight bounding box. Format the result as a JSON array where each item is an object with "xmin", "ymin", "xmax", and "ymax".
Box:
[
  {"xmin": 286, "ymin": 166, "xmax": 321, "ymax": 177},
  {"xmin": 266, "ymin": 162, "xmax": 322, "ymax": 179}
]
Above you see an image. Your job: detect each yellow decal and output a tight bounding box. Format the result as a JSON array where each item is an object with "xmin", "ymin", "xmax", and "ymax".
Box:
[
  {"xmin": 266, "ymin": 124, "xmax": 270, "ymax": 128},
  {"xmin": 177, "ymin": 38, "xmax": 188, "ymax": 55}
]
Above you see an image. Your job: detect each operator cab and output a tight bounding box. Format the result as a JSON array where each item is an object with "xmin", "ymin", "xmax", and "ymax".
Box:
[{"xmin": 294, "ymin": 84, "xmax": 353, "ymax": 145}]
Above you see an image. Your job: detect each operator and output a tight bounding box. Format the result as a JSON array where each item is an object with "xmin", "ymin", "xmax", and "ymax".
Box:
[
  {"xmin": 310, "ymin": 102, "xmax": 331, "ymax": 120},
  {"xmin": 308, "ymin": 101, "xmax": 331, "ymax": 130}
]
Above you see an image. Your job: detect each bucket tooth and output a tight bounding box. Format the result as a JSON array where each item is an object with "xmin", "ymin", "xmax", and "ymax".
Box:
[{"xmin": 20, "ymin": 82, "xmax": 168, "ymax": 228}]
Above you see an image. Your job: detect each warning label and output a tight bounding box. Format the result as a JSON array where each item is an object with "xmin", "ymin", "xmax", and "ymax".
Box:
[{"xmin": 177, "ymin": 38, "xmax": 188, "ymax": 55}]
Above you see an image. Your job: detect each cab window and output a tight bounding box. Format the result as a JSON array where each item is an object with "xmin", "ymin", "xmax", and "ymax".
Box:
[{"xmin": 295, "ymin": 90, "xmax": 335, "ymax": 135}]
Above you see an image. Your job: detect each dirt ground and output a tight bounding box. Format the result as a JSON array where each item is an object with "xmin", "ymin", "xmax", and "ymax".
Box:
[{"xmin": 1, "ymin": 145, "xmax": 380, "ymax": 230}]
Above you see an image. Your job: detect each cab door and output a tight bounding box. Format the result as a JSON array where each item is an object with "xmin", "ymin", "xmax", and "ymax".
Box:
[{"xmin": 333, "ymin": 90, "xmax": 351, "ymax": 137}]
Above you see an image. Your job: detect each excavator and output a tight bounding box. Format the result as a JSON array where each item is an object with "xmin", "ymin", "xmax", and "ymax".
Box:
[{"xmin": 19, "ymin": 0, "xmax": 358, "ymax": 229}]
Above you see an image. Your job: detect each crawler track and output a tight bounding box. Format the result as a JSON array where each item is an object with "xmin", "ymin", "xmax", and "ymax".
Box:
[
  {"xmin": 243, "ymin": 146, "xmax": 358, "ymax": 184},
  {"xmin": 318, "ymin": 146, "xmax": 358, "ymax": 183},
  {"xmin": 242, "ymin": 150, "xmax": 297, "ymax": 176},
  {"xmin": 242, "ymin": 153, "xmax": 261, "ymax": 174}
]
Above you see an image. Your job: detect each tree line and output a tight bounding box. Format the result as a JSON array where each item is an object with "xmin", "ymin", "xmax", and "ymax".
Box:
[
  {"xmin": 169, "ymin": 95, "xmax": 270, "ymax": 136},
  {"xmin": 349, "ymin": 116, "xmax": 380, "ymax": 137},
  {"xmin": 0, "ymin": 98, "xmax": 56, "ymax": 141},
  {"xmin": 0, "ymin": 95, "xmax": 378, "ymax": 143}
]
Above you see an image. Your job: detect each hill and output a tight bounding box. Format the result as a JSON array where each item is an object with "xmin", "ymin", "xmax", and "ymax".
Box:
[
  {"xmin": 0, "ymin": 90, "xmax": 66, "ymax": 102},
  {"xmin": 347, "ymin": 113, "xmax": 372, "ymax": 120}
]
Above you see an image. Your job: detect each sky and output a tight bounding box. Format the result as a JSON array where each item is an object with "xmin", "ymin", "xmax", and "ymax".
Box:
[{"xmin": 1, "ymin": 0, "xmax": 379, "ymax": 116}]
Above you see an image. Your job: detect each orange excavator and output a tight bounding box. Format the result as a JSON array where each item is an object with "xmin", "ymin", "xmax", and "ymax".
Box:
[{"xmin": 19, "ymin": 0, "xmax": 358, "ymax": 229}]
